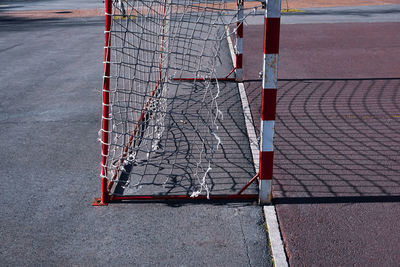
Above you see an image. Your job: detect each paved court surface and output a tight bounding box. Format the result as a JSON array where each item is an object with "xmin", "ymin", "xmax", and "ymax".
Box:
[
  {"xmin": 0, "ymin": 15, "xmax": 271, "ymax": 267},
  {"xmin": 244, "ymin": 9, "xmax": 400, "ymax": 267},
  {"xmin": 0, "ymin": 0, "xmax": 102, "ymax": 11},
  {"xmin": 2, "ymin": 1, "xmax": 400, "ymax": 266}
]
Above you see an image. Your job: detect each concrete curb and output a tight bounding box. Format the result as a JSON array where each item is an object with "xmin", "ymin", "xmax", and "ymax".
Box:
[{"xmin": 226, "ymin": 26, "xmax": 289, "ymax": 267}]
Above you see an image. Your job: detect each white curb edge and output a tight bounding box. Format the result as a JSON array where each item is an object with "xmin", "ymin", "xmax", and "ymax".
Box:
[{"xmin": 225, "ymin": 26, "xmax": 289, "ymax": 267}]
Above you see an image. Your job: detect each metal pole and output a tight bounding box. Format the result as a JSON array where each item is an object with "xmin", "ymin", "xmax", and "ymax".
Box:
[
  {"xmin": 259, "ymin": 0, "xmax": 281, "ymax": 204},
  {"xmin": 99, "ymin": 0, "xmax": 113, "ymax": 205}
]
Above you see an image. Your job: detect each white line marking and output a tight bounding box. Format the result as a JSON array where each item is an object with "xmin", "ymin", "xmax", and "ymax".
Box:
[
  {"xmin": 226, "ymin": 26, "xmax": 259, "ymax": 170},
  {"xmin": 226, "ymin": 26, "xmax": 289, "ymax": 267},
  {"xmin": 264, "ymin": 206, "xmax": 288, "ymax": 267}
]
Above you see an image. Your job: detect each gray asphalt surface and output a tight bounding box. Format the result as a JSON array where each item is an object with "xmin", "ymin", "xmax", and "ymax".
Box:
[
  {"xmin": 0, "ymin": 16, "xmax": 271, "ymax": 266},
  {"xmin": 0, "ymin": 0, "xmax": 102, "ymax": 11}
]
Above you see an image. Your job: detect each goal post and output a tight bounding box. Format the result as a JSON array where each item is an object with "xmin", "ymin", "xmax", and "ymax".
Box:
[
  {"xmin": 93, "ymin": 0, "xmax": 281, "ymax": 206},
  {"xmin": 259, "ymin": 0, "xmax": 281, "ymax": 204}
]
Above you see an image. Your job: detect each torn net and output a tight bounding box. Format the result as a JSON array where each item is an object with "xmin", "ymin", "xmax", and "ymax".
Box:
[{"xmin": 100, "ymin": 0, "xmax": 261, "ymax": 197}]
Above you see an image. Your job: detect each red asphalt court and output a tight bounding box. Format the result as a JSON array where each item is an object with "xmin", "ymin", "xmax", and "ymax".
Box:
[{"xmin": 244, "ymin": 22, "xmax": 400, "ymax": 266}]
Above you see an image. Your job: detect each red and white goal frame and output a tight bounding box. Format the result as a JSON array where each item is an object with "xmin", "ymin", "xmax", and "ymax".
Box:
[{"xmin": 93, "ymin": 0, "xmax": 281, "ymax": 206}]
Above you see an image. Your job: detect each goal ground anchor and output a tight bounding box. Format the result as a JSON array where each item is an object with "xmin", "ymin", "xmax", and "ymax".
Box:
[{"xmin": 92, "ymin": 198, "xmax": 109, "ymax": 206}]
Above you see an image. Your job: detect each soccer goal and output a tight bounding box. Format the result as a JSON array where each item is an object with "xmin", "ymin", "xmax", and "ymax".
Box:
[{"xmin": 93, "ymin": 0, "xmax": 281, "ymax": 205}]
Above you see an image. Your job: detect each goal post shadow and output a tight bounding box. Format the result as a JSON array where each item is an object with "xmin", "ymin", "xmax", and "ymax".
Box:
[{"xmin": 93, "ymin": 0, "xmax": 282, "ymax": 206}]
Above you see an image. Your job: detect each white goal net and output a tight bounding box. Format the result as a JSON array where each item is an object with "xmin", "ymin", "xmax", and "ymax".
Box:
[{"xmin": 100, "ymin": 0, "xmax": 259, "ymax": 199}]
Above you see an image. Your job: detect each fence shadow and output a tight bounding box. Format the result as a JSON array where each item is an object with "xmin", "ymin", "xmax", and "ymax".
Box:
[{"xmin": 244, "ymin": 78, "xmax": 400, "ymax": 201}]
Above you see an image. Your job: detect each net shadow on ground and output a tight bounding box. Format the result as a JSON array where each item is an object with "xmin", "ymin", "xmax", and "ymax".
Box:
[
  {"xmin": 244, "ymin": 78, "xmax": 400, "ymax": 204},
  {"xmin": 112, "ymin": 81, "xmax": 258, "ymax": 201},
  {"xmin": 105, "ymin": 8, "xmax": 258, "ymax": 202}
]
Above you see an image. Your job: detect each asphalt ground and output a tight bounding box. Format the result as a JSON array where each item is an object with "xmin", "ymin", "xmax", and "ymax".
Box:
[
  {"xmin": 0, "ymin": 16, "xmax": 271, "ymax": 266},
  {"xmin": 1, "ymin": 2, "xmax": 399, "ymax": 266},
  {"xmin": 243, "ymin": 8, "xmax": 400, "ymax": 267},
  {"xmin": 0, "ymin": 0, "xmax": 102, "ymax": 11}
]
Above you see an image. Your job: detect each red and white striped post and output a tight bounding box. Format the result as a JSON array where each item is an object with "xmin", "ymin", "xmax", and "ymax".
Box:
[
  {"xmin": 259, "ymin": 0, "xmax": 281, "ymax": 204},
  {"xmin": 236, "ymin": 0, "xmax": 244, "ymax": 81}
]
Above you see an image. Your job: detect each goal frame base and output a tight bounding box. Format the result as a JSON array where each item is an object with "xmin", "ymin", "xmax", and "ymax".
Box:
[
  {"xmin": 93, "ymin": 194, "xmax": 258, "ymax": 205},
  {"xmin": 93, "ymin": 173, "xmax": 260, "ymax": 205}
]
